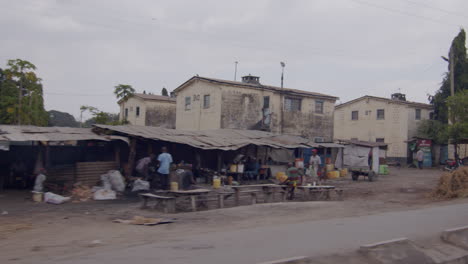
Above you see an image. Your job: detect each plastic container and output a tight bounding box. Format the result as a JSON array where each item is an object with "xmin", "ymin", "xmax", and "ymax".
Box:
[
  {"xmin": 379, "ymin": 165, "xmax": 389, "ymax": 175},
  {"xmin": 295, "ymin": 158, "xmax": 304, "ymax": 168},
  {"xmin": 327, "ymin": 171, "xmax": 339, "ymax": 179},
  {"xmin": 230, "ymin": 164, "xmax": 237, "ymax": 173},
  {"xmin": 275, "ymin": 172, "xmax": 288, "ymax": 183},
  {"xmin": 237, "ymin": 164, "xmax": 244, "ymax": 173},
  {"xmin": 326, "ymin": 164, "xmax": 334, "ymax": 172},
  {"xmin": 32, "ymin": 191, "xmax": 43, "ymax": 202},
  {"xmin": 170, "ymin": 181, "xmax": 179, "ymax": 191},
  {"xmin": 340, "ymin": 168, "xmax": 348, "ymax": 177},
  {"xmin": 213, "ymin": 178, "xmax": 221, "ymax": 189}
]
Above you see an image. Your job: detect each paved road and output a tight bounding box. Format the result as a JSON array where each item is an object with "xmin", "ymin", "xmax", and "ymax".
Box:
[{"xmin": 53, "ymin": 203, "xmax": 468, "ymax": 264}]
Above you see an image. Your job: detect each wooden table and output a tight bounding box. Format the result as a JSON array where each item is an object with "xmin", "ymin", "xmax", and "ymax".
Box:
[
  {"xmin": 231, "ymin": 184, "xmax": 287, "ymax": 205},
  {"xmin": 167, "ymin": 189, "xmax": 211, "ymax": 212},
  {"xmin": 297, "ymin": 185, "xmax": 335, "ymax": 201}
]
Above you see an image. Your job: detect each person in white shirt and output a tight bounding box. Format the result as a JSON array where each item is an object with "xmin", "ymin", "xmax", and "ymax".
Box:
[
  {"xmin": 308, "ymin": 149, "xmax": 322, "ymax": 184},
  {"xmin": 416, "ymin": 149, "xmax": 424, "ymax": 169},
  {"xmin": 157, "ymin": 147, "xmax": 173, "ymax": 190}
]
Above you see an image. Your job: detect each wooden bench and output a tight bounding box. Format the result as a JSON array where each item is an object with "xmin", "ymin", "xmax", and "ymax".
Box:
[
  {"xmin": 334, "ymin": 189, "xmax": 344, "ymax": 201},
  {"xmin": 139, "ymin": 193, "xmax": 176, "ymax": 213},
  {"xmin": 235, "ymin": 190, "xmax": 263, "ymax": 205}
]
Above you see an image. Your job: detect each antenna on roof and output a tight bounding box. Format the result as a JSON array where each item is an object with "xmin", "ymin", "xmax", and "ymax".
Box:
[{"xmin": 234, "ymin": 61, "xmax": 238, "ymax": 81}]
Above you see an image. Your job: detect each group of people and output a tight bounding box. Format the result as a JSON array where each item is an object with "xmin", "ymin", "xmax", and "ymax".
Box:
[
  {"xmin": 135, "ymin": 147, "xmax": 173, "ymax": 190},
  {"xmin": 283, "ymin": 149, "xmax": 323, "ymax": 199}
]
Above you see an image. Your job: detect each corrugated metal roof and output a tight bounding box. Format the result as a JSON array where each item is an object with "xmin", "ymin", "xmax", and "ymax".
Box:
[
  {"xmin": 93, "ymin": 125, "xmax": 320, "ymax": 150},
  {"xmin": 337, "ymin": 139, "xmax": 387, "ymax": 148},
  {"xmin": 174, "ymin": 76, "xmax": 339, "ymax": 100},
  {"xmin": 0, "ymin": 125, "xmax": 127, "ymax": 143}
]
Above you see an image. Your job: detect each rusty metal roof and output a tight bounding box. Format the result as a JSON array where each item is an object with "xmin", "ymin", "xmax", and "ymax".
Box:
[
  {"xmin": 0, "ymin": 125, "xmax": 127, "ymax": 143},
  {"xmin": 93, "ymin": 125, "xmax": 323, "ymax": 150}
]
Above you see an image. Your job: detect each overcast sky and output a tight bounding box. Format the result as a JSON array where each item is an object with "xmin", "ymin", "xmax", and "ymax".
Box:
[{"xmin": 1, "ymin": 0, "xmax": 467, "ymax": 121}]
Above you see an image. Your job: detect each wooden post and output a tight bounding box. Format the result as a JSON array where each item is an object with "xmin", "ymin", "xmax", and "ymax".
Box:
[
  {"xmin": 190, "ymin": 195, "xmax": 197, "ymax": 212},
  {"xmin": 44, "ymin": 143, "xmax": 51, "ymax": 169},
  {"xmin": 126, "ymin": 138, "xmax": 137, "ymax": 177},
  {"xmin": 114, "ymin": 144, "xmax": 121, "ymax": 167}
]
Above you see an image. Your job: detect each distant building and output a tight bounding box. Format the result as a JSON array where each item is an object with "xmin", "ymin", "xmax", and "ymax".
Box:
[
  {"xmin": 173, "ymin": 75, "xmax": 338, "ymax": 140},
  {"xmin": 334, "ymin": 93, "xmax": 433, "ymax": 164},
  {"xmin": 118, "ymin": 93, "xmax": 176, "ymax": 128}
]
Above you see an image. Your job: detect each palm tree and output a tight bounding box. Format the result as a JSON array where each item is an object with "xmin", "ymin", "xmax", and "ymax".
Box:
[{"xmin": 114, "ymin": 84, "xmax": 135, "ymax": 101}]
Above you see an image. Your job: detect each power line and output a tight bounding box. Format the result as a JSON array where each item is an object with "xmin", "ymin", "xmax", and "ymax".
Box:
[
  {"xmin": 350, "ymin": 0, "xmax": 462, "ymax": 27},
  {"xmin": 401, "ymin": 0, "xmax": 468, "ymax": 19}
]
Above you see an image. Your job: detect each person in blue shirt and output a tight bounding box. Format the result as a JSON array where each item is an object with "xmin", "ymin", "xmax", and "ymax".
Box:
[{"xmin": 157, "ymin": 146, "xmax": 173, "ymax": 190}]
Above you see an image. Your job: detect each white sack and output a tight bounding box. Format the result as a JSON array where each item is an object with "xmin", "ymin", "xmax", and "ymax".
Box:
[
  {"xmin": 44, "ymin": 192, "xmax": 71, "ymax": 204},
  {"xmin": 131, "ymin": 179, "xmax": 150, "ymax": 192},
  {"xmin": 108, "ymin": 170, "xmax": 125, "ymax": 192},
  {"xmin": 93, "ymin": 189, "xmax": 117, "ymax": 200}
]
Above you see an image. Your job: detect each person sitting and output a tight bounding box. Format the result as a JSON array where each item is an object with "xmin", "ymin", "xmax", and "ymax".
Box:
[
  {"xmin": 284, "ymin": 162, "xmax": 302, "ymax": 200},
  {"xmin": 244, "ymin": 157, "xmax": 259, "ymax": 181}
]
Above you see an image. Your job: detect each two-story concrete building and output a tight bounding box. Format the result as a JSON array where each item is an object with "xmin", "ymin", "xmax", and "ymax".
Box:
[
  {"xmin": 333, "ymin": 93, "xmax": 433, "ymax": 164},
  {"xmin": 173, "ymin": 75, "xmax": 338, "ymax": 141},
  {"xmin": 118, "ymin": 93, "xmax": 176, "ymax": 128}
]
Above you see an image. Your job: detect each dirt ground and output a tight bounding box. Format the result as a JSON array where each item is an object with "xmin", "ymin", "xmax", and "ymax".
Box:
[{"xmin": 1, "ymin": 167, "xmax": 467, "ymax": 263}]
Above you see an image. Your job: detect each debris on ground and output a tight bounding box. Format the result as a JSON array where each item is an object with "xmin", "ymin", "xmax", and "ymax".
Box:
[
  {"xmin": 93, "ymin": 189, "xmax": 116, "ymax": 200},
  {"xmin": 431, "ymin": 167, "xmax": 468, "ymax": 199},
  {"xmin": 44, "ymin": 192, "xmax": 71, "ymax": 204},
  {"xmin": 71, "ymin": 183, "xmax": 93, "ymax": 202},
  {"xmin": 113, "ymin": 216, "xmax": 175, "ymax": 226},
  {"xmin": 87, "ymin": 240, "xmax": 103, "ymax": 247}
]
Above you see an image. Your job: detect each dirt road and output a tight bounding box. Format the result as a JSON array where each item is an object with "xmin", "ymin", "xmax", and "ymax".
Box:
[{"xmin": 0, "ymin": 167, "xmax": 466, "ymax": 263}]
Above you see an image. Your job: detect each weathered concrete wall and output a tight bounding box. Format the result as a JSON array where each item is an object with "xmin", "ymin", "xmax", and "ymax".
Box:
[
  {"xmin": 176, "ymin": 79, "xmax": 336, "ymax": 139},
  {"xmin": 119, "ymin": 97, "xmax": 146, "ymax": 126},
  {"xmin": 145, "ymin": 104, "xmax": 176, "ymax": 128},
  {"xmin": 334, "ymin": 98, "xmax": 434, "ymax": 159}
]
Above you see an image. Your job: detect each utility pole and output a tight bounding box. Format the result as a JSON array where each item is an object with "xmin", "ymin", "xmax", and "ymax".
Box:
[
  {"xmin": 234, "ymin": 61, "xmax": 238, "ymax": 81},
  {"xmin": 280, "ymin": 62, "xmax": 285, "ymax": 134}
]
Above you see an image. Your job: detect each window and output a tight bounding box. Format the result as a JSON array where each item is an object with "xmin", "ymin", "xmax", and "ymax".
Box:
[
  {"xmin": 376, "ymin": 138, "xmax": 385, "ymax": 143},
  {"xmin": 351, "ymin": 111, "xmax": 359, "ymax": 120},
  {"xmin": 377, "ymin": 109, "xmax": 385, "ymax": 120},
  {"xmin": 284, "ymin": 98, "xmax": 301, "ymax": 112},
  {"xmin": 314, "ymin": 137, "xmax": 324, "ymax": 143},
  {"xmin": 315, "ymin": 100, "xmax": 324, "ymax": 114},
  {"xmin": 136, "ymin": 106, "xmax": 140, "ymax": 117},
  {"xmin": 124, "ymin": 108, "xmax": 128, "ymax": 118},
  {"xmin": 415, "ymin": 109, "xmax": 421, "ymax": 120},
  {"xmin": 263, "ymin": 96, "xmax": 270, "ymax": 109},
  {"xmin": 185, "ymin": 96, "xmax": 191, "ymax": 110},
  {"xmin": 203, "ymin": 95, "xmax": 210, "ymax": 109}
]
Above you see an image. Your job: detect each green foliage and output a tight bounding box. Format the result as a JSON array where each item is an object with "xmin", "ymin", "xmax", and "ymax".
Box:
[
  {"xmin": 114, "ymin": 84, "xmax": 135, "ymax": 101},
  {"xmin": 432, "ymin": 29, "xmax": 468, "ymax": 122},
  {"xmin": 447, "ymin": 90, "xmax": 468, "ymax": 144},
  {"xmin": 417, "ymin": 120, "xmax": 448, "ymax": 144},
  {"xmin": 80, "ymin": 105, "xmax": 125, "ymax": 127},
  {"xmin": 48, "ymin": 110, "xmax": 78, "ymax": 127},
  {"xmin": 0, "ymin": 59, "xmax": 48, "ymax": 126},
  {"xmin": 162, "ymin": 87, "xmax": 168, "ymax": 96}
]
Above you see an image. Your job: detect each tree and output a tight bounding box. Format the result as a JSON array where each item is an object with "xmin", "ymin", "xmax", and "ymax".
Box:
[
  {"xmin": 114, "ymin": 84, "xmax": 135, "ymax": 101},
  {"xmin": 446, "ymin": 90, "xmax": 468, "ymax": 158},
  {"xmin": 0, "ymin": 59, "xmax": 48, "ymax": 126},
  {"xmin": 80, "ymin": 105, "xmax": 126, "ymax": 127},
  {"xmin": 48, "ymin": 110, "xmax": 79, "ymax": 127},
  {"xmin": 432, "ymin": 29, "xmax": 468, "ymax": 122},
  {"xmin": 161, "ymin": 87, "xmax": 168, "ymax": 96}
]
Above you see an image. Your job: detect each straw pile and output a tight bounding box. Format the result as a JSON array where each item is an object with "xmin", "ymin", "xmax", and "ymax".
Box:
[
  {"xmin": 71, "ymin": 183, "xmax": 93, "ymax": 202},
  {"xmin": 431, "ymin": 167, "xmax": 468, "ymax": 199}
]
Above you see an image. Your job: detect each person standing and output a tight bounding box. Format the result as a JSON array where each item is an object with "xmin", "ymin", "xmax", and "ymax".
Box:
[
  {"xmin": 416, "ymin": 148, "xmax": 424, "ymax": 169},
  {"xmin": 157, "ymin": 147, "xmax": 173, "ymax": 190},
  {"xmin": 308, "ymin": 149, "xmax": 322, "ymax": 184}
]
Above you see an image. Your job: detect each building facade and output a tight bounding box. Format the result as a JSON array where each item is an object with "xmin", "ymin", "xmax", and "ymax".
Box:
[
  {"xmin": 174, "ymin": 75, "xmax": 338, "ymax": 141},
  {"xmin": 118, "ymin": 93, "xmax": 176, "ymax": 128},
  {"xmin": 333, "ymin": 94, "xmax": 433, "ymax": 163}
]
